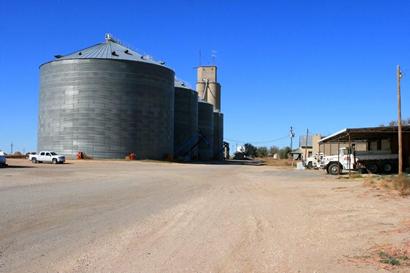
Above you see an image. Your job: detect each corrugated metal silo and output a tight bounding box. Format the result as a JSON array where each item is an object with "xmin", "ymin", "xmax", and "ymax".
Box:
[
  {"xmin": 174, "ymin": 78, "xmax": 198, "ymax": 160},
  {"xmin": 213, "ymin": 112, "xmax": 224, "ymax": 160},
  {"xmin": 197, "ymin": 101, "xmax": 214, "ymax": 160},
  {"xmin": 38, "ymin": 34, "xmax": 175, "ymax": 159}
]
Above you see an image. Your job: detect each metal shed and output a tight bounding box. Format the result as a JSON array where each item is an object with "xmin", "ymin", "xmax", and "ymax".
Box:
[{"xmin": 319, "ymin": 126, "xmax": 410, "ymax": 172}]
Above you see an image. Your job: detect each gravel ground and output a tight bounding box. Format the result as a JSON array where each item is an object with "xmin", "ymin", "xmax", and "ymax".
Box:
[{"xmin": 0, "ymin": 159, "xmax": 409, "ymax": 273}]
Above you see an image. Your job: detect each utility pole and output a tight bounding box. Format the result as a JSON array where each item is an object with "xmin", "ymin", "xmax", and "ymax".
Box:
[
  {"xmin": 290, "ymin": 127, "xmax": 295, "ymax": 167},
  {"xmin": 10, "ymin": 142, "xmax": 13, "ymax": 154},
  {"xmin": 289, "ymin": 126, "xmax": 295, "ymax": 150},
  {"xmin": 304, "ymin": 128, "xmax": 309, "ymax": 163},
  {"xmin": 397, "ymin": 65, "xmax": 403, "ymax": 175}
]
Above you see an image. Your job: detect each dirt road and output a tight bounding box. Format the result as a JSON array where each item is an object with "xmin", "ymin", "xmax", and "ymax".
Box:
[{"xmin": 1, "ymin": 159, "xmax": 409, "ymax": 273}]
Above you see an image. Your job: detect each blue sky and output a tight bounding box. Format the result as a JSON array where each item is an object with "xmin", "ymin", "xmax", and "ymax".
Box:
[{"xmin": 1, "ymin": 0, "xmax": 409, "ymax": 152}]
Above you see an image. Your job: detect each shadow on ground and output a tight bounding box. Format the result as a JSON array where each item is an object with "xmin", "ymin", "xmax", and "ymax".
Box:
[
  {"xmin": 1, "ymin": 165, "xmax": 36, "ymax": 169},
  {"xmin": 178, "ymin": 159, "xmax": 266, "ymax": 166}
]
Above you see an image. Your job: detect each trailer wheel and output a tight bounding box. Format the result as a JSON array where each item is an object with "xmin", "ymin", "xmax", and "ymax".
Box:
[
  {"xmin": 366, "ymin": 163, "xmax": 378, "ymax": 174},
  {"xmin": 31, "ymin": 158, "xmax": 38, "ymax": 164},
  {"xmin": 382, "ymin": 162, "xmax": 393, "ymax": 174},
  {"xmin": 307, "ymin": 162, "xmax": 313, "ymax": 169},
  {"xmin": 358, "ymin": 168, "xmax": 367, "ymax": 174},
  {"xmin": 328, "ymin": 163, "xmax": 341, "ymax": 175}
]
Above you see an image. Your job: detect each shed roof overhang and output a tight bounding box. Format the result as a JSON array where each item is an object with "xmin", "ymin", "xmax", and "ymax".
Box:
[{"xmin": 319, "ymin": 126, "xmax": 410, "ymax": 144}]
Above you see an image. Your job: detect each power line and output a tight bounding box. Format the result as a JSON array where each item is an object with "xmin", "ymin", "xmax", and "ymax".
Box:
[{"xmin": 225, "ymin": 135, "xmax": 289, "ymax": 145}]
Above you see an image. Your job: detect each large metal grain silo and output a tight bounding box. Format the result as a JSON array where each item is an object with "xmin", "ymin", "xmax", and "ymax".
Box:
[
  {"xmin": 174, "ymin": 78, "xmax": 198, "ymax": 160},
  {"xmin": 213, "ymin": 112, "xmax": 224, "ymax": 160},
  {"xmin": 197, "ymin": 101, "xmax": 214, "ymax": 160},
  {"xmin": 38, "ymin": 34, "xmax": 175, "ymax": 159}
]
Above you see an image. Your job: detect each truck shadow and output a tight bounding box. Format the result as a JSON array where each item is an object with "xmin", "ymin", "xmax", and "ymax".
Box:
[{"xmin": 3, "ymin": 165, "xmax": 36, "ymax": 169}]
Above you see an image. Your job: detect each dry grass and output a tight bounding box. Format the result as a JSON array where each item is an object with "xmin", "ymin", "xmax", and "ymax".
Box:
[
  {"xmin": 364, "ymin": 175, "xmax": 410, "ymax": 196},
  {"xmin": 346, "ymin": 241, "xmax": 410, "ymax": 270},
  {"xmin": 258, "ymin": 158, "xmax": 293, "ymax": 167},
  {"xmin": 371, "ymin": 242, "xmax": 410, "ymax": 268}
]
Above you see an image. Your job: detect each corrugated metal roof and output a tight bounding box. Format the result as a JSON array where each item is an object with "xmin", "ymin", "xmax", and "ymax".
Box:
[
  {"xmin": 53, "ymin": 34, "xmax": 166, "ymax": 66},
  {"xmin": 319, "ymin": 126, "xmax": 410, "ymax": 143},
  {"xmin": 319, "ymin": 129, "xmax": 347, "ymax": 143}
]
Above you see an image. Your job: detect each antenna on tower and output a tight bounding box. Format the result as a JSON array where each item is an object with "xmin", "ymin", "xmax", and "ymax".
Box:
[
  {"xmin": 198, "ymin": 49, "xmax": 202, "ymax": 66},
  {"xmin": 211, "ymin": 50, "xmax": 217, "ymax": 65}
]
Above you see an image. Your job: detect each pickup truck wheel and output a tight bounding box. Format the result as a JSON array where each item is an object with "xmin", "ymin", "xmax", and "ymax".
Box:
[
  {"xmin": 31, "ymin": 158, "xmax": 37, "ymax": 164},
  {"xmin": 328, "ymin": 163, "xmax": 340, "ymax": 175},
  {"xmin": 52, "ymin": 159, "xmax": 57, "ymax": 164},
  {"xmin": 366, "ymin": 163, "xmax": 378, "ymax": 174},
  {"xmin": 382, "ymin": 162, "xmax": 393, "ymax": 174}
]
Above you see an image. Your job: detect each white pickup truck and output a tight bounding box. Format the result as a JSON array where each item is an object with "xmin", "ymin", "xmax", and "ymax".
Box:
[
  {"xmin": 321, "ymin": 147, "xmax": 398, "ymax": 175},
  {"xmin": 29, "ymin": 151, "xmax": 65, "ymax": 164}
]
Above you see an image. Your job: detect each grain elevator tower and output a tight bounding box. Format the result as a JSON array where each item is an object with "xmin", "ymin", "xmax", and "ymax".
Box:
[
  {"xmin": 196, "ymin": 65, "xmax": 224, "ymax": 160},
  {"xmin": 196, "ymin": 66, "xmax": 221, "ymax": 112}
]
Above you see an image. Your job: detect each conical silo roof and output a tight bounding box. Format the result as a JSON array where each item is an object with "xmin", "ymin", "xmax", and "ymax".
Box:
[
  {"xmin": 50, "ymin": 34, "xmax": 166, "ymax": 66},
  {"xmin": 175, "ymin": 77, "xmax": 193, "ymax": 90}
]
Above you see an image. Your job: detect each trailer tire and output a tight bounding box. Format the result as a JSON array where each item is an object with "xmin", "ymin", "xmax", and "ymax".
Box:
[
  {"xmin": 358, "ymin": 168, "xmax": 367, "ymax": 174},
  {"xmin": 328, "ymin": 163, "xmax": 341, "ymax": 175},
  {"xmin": 382, "ymin": 162, "xmax": 393, "ymax": 174},
  {"xmin": 366, "ymin": 163, "xmax": 378, "ymax": 174},
  {"xmin": 31, "ymin": 158, "xmax": 37, "ymax": 164},
  {"xmin": 307, "ymin": 162, "xmax": 313, "ymax": 169}
]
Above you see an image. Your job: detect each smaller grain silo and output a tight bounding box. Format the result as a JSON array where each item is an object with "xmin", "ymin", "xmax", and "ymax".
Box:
[
  {"xmin": 198, "ymin": 100, "xmax": 214, "ymax": 160},
  {"xmin": 174, "ymin": 78, "xmax": 198, "ymax": 160},
  {"xmin": 213, "ymin": 112, "xmax": 224, "ymax": 160}
]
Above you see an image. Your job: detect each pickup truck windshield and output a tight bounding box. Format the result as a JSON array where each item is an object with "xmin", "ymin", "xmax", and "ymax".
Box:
[{"xmin": 50, "ymin": 152, "xmax": 57, "ymax": 155}]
